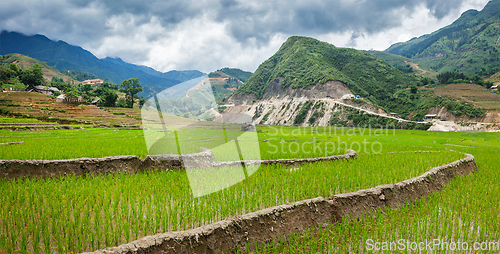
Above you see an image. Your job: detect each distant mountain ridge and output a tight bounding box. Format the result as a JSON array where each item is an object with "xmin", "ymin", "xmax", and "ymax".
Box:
[
  {"xmin": 385, "ymin": 0, "xmax": 500, "ymax": 75},
  {"xmin": 0, "ymin": 31, "xmax": 204, "ymax": 96}
]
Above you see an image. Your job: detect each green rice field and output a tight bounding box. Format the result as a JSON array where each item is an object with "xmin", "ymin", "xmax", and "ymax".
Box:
[
  {"xmin": 252, "ymin": 136, "xmax": 500, "ymax": 253},
  {"xmin": 1, "ymin": 122, "xmax": 499, "ymax": 253}
]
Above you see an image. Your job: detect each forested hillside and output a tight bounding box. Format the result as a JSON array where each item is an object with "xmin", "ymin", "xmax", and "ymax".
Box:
[
  {"xmin": 236, "ymin": 36, "xmax": 420, "ymax": 111},
  {"xmin": 386, "ymin": 0, "xmax": 500, "ymax": 76}
]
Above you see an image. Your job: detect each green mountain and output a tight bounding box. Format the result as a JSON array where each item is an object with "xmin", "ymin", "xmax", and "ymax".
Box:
[
  {"xmin": 236, "ymin": 36, "xmax": 419, "ymax": 109},
  {"xmin": 209, "ymin": 67, "xmax": 253, "ymax": 83},
  {"xmin": 367, "ymin": 50, "xmax": 437, "ymax": 79},
  {"xmin": 0, "ymin": 31, "xmax": 205, "ymax": 96},
  {"xmin": 208, "ymin": 68, "xmax": 252, "ymax": 102},
  {"xmin": 385, "ymin": 0, "xmax": 500, "ymax": 76},
  {"xmin": 0, "ymin": 53, "xmax": 76, "ymax": 83}
]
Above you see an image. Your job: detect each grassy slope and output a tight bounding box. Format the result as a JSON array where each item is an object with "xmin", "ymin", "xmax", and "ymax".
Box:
[
  {"xmin": 432, "ymin": 83, "xmax": 500, "ymax": 110},
  {"xmin": 208, "ymin": 69, "xmax": 252, "ymax": 102},
  {"xmin": 236, "ymin": 36, "xmax": 419, "ymax": 110},
  {"xmin": 385, "ymin": 0, "xmax": 500, "ymax": 76},
  {"xmin": 0, "ymin": 91, "xmax": 143, "ymax": 126},
  {"xmin": 367, "ymin": 50, "xmax": 437, "ymax": 79},
  {"xmin": 366, "ymin": 53, "xmax": 499, "ymax": 112},
  {"xmin": 486, "ymin": 71, "xmax": 500, "ymax": 85},
  {"xmin": 213, "ymin": 67, "xmax": 253, "ymax": 83},
  {"xmin": 0, "ymin": 53, "xmax": 76, "ymax": 83}
]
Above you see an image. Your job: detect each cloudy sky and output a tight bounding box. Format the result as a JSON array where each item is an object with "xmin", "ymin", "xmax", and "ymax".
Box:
[{"xmin": 0, "ymin": 0, "xmax": 491, "ymax": 73}]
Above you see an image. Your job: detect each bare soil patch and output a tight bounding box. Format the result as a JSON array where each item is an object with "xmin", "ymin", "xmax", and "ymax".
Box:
[
  {"xmin": 432, "ymin": 83, "xmax": 500, "ymax": 110},
  {"xmin": 0, "ymin": 91, "xmax": 142, "ymax": 126}
]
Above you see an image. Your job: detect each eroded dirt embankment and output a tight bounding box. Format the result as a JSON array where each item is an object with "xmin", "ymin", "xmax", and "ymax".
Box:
[
  {"xmin": 0, "ymin": 149, "xmax": 215, "ymax": 179},
  {"xmin": 0, "ymin": 149, "xmax": 357, "ymax": 180},
  {"xmin": 83, "ymin": 153, "xmax": 477, "ymax": 254},
  {"xmin": 228, "ymin": 79, "xmax": 353, "ymax": 106},
  {"xmin": 0, "ymin": 155, "xmax": 182, "ymax": 179}
]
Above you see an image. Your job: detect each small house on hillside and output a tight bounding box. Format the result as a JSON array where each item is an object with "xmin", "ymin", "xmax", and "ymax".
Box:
[
  {"xmin": 341, "ymin": 94, "xmax": 356, "ymax": 99},
  {"xmin": 55, "ymin": 94, "xmax": 66, "ymax": 102},
  {"xmin": 91, "ymin": 98, "xmax": 101, "ymax": 105},
  {"xmin": 56, "ymin": 94, "xmax": 84, "ymax": 103},
  {"xmin": 491, "ymin": 85, "xmax": 498, "ymax": 90},
  {"xmin": 32, "ymin": 86, "xmax": 61, "ymax": 96},
  {"xmin": 425, "ymin": 114, "xmax": 440, "ymax": 119},
  {"xmin": 82, "ymin": 79, "xmax": 104, "ymax": 86},
  {"xmin": 387, "ymin": 112, "xmax": 401, "ymax": 118}
]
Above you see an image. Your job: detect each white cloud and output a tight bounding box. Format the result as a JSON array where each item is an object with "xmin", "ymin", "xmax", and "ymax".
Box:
[
  {"xmin": 0, "ymin": 0, "xmax": 492, "ymax": 73},
  {"xmin": 318, "ymin": 1, "xmax": 490, "ymax": 50}
]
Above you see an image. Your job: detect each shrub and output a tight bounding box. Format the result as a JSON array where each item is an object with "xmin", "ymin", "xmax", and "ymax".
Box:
[{"xmin": 293, "ymin": 100, "xmax": 314, "ymax": 125}]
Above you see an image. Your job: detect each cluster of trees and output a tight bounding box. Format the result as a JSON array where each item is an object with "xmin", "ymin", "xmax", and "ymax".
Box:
[
  {"xmin": 63, "ymin": 70, "xmax": 100, "ymax": 82},
  {"xmin": 120, "ymin": 78, "xmax": 143, "ymax": 108},
  {"xmin": 50, "ymin": 77, "xmax": 122, "ymax": 106},
  {"xmin": 0, "ymin": 63, "xmax": 45, "ymax": 90},
  {"xmin": 1, "ymin": 62, "xmax": 144, "ymax": 108},
  {"xmin": 442, "ymin": 99, "xmax": 486, "ymax": 118},
  {"xmin": 436, "ymin": 71, "xmax": 494, "ymax": 88},
  {"xmin": 50, "ymin": 77, "xmax": 143, "ymax": 108},
  {"xmin": 394, "ymin": 63, "xmax": 414, "ymax": 74}
]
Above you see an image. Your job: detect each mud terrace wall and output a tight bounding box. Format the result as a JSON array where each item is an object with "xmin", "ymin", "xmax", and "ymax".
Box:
[
  {"xmin": 0, "ymin": 149, "xmax": 211, "ymax": 179},
  {"xmin": 83, "ymin": 153, "xmax": 477, "ymax": 254},
  {"xmin": 212, "ymin": 149, "xmax": 357, "ymax": 168},
  {"xmin": 0, "ymin": 149, "xmax": 356, "ymax": 180}
]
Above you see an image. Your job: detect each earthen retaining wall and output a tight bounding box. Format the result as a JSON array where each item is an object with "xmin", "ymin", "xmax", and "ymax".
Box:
[
  {"xmin": 0, "ymin": 149, "xmax": 356, "ymax": 180},
  {"xmin": 0, "ymin": 149, "xmax": 212, "ymax": 179},
  {"xmin": 83, "ymin": 153, "xmax": 477, "ymax": 254}
]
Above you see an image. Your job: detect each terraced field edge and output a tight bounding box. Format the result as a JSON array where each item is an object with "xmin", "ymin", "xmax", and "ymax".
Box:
[
  {"xmin": 82, "ymin": 152, "xmax": 477, "ymax": 254},
  {"xmin": 0, "ymin": 149, "xmax": 357, "ymax": 179}
]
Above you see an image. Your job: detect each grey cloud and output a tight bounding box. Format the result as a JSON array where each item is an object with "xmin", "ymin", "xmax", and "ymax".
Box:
[
  {"xmin": 216, "ymin": 0, "xmax": 469, "ymax": 44},
  {"xmin": 424, "ymin": 0, "xmax": 466, "ymax": 19},
  {"xmin": 0, "ymin": 0, "xmax": 475, "ymax": 44},
  {"xmin": 98, "ymin": 0, "xmax": 206, "ymax": 27},
  {"xmin": 346, "ymin": 31, "xmax": 363, "ymax": 48},
  {"xmin": 0, "ymin": 0, "xmax": 486, "ymax": 72}
]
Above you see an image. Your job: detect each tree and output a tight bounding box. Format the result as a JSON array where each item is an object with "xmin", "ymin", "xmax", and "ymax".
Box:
[
  {"xmin": 120, "ymin": 78, "xmax": 142, "ymax": 108},
  {"xmin": 51, "ymin": 81, "xmax": 71, "ymax": 92},
  {"xmin": 139, "ymin": 97, "xmax": 147, "ymax": 107},
  {"xmin": 65, "ymin": 87, "xmax": 79, "ymax": 100},
  {"xmin": 52, "ymin": 77, "xmax": 64, "ymax": 83},
  {"xmin": 116, "ymin": 97, "xmax": 128, "ymax": 108},
  {"xmin": 420, "ymin": 77, "xmax": 431, "ymax": 86},
  {"xmin": 9, "ymin": 63, "xmax": 21, "ymax": 77},
  {"xmin": 103, "ymin": 89, "xmax": 118, "ymax": 107},
  {"xmin": 81, "ymin": 84, "xmax": 93, "ymax": 95},
  {"xmin": 81, "ymin": 93, "xmax": 91, "ymax": 104},
  {"xmin": 101, "ymin": 81, "xmax": 118, "ymax": 90},
  {"xmin": 20, "ymin": 64, "xmax": 45, "ymax": 90},
  {"xmin": 410, "ymin": 85, "xmax": 418, "ymax": 94},
  {"xmin": 0, "ymin": 66, "xmax": 15, "ymax": 80}
]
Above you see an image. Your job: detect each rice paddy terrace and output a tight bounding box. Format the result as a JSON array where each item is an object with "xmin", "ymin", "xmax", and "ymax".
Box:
[
  {"xmin": 0, "ymin": 92, "xmax": 142, "ymax": 127},
  {"xmin": 0, "ymin": 119, "xmax": 499, "ymax": 253}
]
